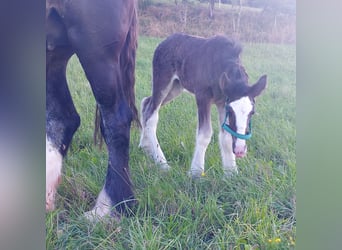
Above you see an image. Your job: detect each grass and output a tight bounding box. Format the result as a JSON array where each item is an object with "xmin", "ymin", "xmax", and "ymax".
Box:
[{"xmin": 46, "ymin": 36, "xmax": 296, "ymax": 249}]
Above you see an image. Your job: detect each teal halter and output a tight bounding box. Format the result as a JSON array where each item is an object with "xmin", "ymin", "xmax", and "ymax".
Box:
[{"xmin": 221, "ymin": 98, "xmax": 252, "ymax": 140}]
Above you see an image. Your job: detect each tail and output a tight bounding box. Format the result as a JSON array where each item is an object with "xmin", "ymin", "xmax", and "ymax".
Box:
[
  {"xmin": 120, "ymin": 4, "xmax": 140, "ymax": 128},
  {"xmin": 94, "ymin": 3, "xmax": 140, "ymax": 147},
  {"xmin": 93, "ymin": 105, "xmax": 104, "ymax": 149}
]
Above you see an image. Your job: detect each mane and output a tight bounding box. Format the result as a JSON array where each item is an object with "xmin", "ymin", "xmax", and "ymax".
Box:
[
  {"xmin": 236, "ymin": 64, "xmax": 249, "ymax": 83},
  {"xmin": 221, "ymin": 63, "xmax": 251, "ymax": 101},
  {"xmin": 211, "ymin": 35, "xmax": 243, "ymax": 61}
]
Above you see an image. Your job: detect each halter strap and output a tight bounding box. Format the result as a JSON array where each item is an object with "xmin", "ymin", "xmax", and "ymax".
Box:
[{"xmin": 221, "ymin": 98, "xmax": 252, "ymax": 140}]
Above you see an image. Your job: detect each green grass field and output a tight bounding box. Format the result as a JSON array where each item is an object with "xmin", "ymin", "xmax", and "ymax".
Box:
[{"xmin": 46, "ymin": 36, "xmax": 296, "ymax": 249}]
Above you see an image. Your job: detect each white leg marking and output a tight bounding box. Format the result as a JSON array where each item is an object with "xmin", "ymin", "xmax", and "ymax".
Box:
[
  {"xmin": 189, "ymin": 128, "xmax": 212, "ymax": 178},
  {"xmin": 46, "ymin": 136, "xmax": 63, "ymax": 211},
  {"xmin": 84, "ymin": 187, "xmax": 118, "ymax": 222},
  {"xmin": 139, "ymin": 101, "xmax": 170, "ymax": 170},
  {"xmin": 217, "ymin": 104, "xmax": 238, "ymax": 176},
  {"xmin": 219, "ymin": 129, "xmax": 237, "ymax": 176},
  {"xmin": 139, "ymin": 74, "xmax": 181, "ymax": 170}
]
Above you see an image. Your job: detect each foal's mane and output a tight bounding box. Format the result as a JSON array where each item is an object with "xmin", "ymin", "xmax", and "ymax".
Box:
[{"xmin": 220, "ymin": 61, "xmax": 251, "ymax": 101}]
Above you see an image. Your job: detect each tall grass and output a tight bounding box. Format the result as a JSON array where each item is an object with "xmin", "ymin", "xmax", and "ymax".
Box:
[{"xmin": 46, "ymin": 36, "xmax": 296, "ymax": 249}]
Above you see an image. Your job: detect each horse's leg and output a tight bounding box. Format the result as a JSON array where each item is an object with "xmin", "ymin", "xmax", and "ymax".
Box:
[
  {"xmin": 75, "ymin": 49, "xmax": 135, "ymax": 219},
  {"xmin": 189, "ymin": 95, "xmax": 213, "ymax": 178},
  {"xmin": 216, "ymin": 102, "xmax": 237, "ymax": 176},
  {"xmin": 46, "ymin": 48, "xmax": 80, "ymax": 211},
  {"xmin": 139, "ymin": 76, "xmax": 182, "ymax": 170}
]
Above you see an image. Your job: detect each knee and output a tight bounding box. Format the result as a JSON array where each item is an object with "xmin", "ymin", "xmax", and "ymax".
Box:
[
  {"xmin": 101, "ymin": 101, "xmax": 133, "ymax": 130},
  {"xmin": 68, "ymin": 113, "xmax": 80, "ymax": 134},
  {"xmin": 117, "ymin": 101, "xmax": 133, "ymax": 127},
  {"xmin": 197, "ymin": 129, "xmax": 212, "ymax": 146}
]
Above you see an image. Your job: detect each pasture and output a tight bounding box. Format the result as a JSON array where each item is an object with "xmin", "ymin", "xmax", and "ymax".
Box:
[{"xmin": 46, "ymin": 36, "xmax": 295, "ymax": 249}]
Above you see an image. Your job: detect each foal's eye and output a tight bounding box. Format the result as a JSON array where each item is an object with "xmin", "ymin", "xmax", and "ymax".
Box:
[{"xmin": 228, "ymin": 108, "xmax": 234, "ymax": 116}]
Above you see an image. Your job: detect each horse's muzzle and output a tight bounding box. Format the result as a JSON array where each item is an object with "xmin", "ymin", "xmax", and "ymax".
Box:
[{"xmin": 234, "ymin": 144, "xmax": 247, "ymax": 158}]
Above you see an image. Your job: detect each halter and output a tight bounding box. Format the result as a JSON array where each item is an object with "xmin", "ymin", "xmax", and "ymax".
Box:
[{"xmin": 221, "ymin": 98, "xmax": 252, "ymax": 140}]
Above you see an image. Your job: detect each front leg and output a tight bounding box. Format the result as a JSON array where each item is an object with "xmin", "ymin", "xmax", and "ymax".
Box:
[
  {"xmin": 190, "ymin": 127, "xmax": 213, "ymax": 178},
  {"xmin": 217, "ymin": 103, "xmax": 238, "ymax": 176},
  {"xmin": 79, "ymin": 56, "xmax": 135, "ymax": 220},
  {"xmin": 189, "ymin": 95, "xmax": 213, "ymax": 178},
  {"xmin": 219, "ymin": 128, "xmax": 237, "ymax": 176},
  {"xmin": 85, "ymin": 101, "xmax": 135, "ymax": 221}
]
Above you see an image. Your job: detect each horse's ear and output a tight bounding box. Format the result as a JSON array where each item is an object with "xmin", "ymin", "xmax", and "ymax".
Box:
[
  {"xmin": 250, "ymin": 75, "xmax": 267, "ymax": 98},
  {"xmin": 219, "ymin": 72, "xmax": 232, "ymax": 93}
]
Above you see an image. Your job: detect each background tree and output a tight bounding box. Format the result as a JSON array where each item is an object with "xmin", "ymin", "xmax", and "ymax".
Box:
[{"xmin": 209, "ymin": 0, "xmax": 215, "ymax": 19}]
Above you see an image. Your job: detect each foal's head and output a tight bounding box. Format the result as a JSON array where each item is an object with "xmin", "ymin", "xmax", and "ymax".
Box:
[{"xmin": 220, "ymin": 65, "xmax": 267, "ymax": 158}]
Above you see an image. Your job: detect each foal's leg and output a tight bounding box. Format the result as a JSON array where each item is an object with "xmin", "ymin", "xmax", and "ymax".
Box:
[
  {"xmin": 140, "ymin": 76, "xmax": 183, "ymax": 170},
  {"xmin": 216, "ymin": 102, "xmax": 237, "ymax": 176},
  {"xmin": 46, "ymin": 48, "xmax": 80, "ymax": 211},
  {"xmin": 189, "ymin": 95, "xmax": 213, "ymax": 178}
]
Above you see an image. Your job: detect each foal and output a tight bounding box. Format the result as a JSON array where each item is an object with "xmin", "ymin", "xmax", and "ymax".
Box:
[{"xmin": 139, "ymin": 33, "xmax": 267, "ymax": 177}]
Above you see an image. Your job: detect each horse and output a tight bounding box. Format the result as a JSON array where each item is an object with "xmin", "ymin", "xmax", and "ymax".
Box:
[
  {"xmin": 46, "ymin": 0, "xmax": 139, "ymax": 220},
  {"xmin": 139, "ymin": 33, "xmax": 267, "ymax": 178}
]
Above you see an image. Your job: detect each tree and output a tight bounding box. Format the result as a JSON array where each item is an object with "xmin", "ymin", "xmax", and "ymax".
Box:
[{"xmin": 209, "ymin": 0, "xmax": 215, "ymax": 19}]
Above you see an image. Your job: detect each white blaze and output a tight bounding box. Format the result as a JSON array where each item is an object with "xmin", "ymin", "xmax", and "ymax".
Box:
[{"xmin": 229, "ymin": 96, "xmax": 253, "ymax": 154}]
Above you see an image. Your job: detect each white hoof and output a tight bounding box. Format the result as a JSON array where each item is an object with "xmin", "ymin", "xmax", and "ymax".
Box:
[
  {"xmin": 83, "ymin": 208, "xmax": 121, "ymax": 223},
  {"xmin": 83, "ymin": 188, "xmax": 119, "ymax": 223},
  {"xmin": 159, "ymin": 162, "xmax": 171, "ymax": 171},
  {"xmin": 46, "ymin": 136, "xmax": 63, "ymax": 212},
  {"xmin": 188, "ymin": 168, "xmax": 203, "ymax": 179},
  {"xmin": 223, "ymin": 167, "xmax": 238, "ymax": 177}
]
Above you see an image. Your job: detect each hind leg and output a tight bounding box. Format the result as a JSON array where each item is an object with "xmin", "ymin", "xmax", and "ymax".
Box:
[
  {"xmin": 46, "ymin": 48, "xmax": 80, "ymax": 211},
  {"xmin": 139, "ymin": 76, "xmax": 183, "ymax": 170}
]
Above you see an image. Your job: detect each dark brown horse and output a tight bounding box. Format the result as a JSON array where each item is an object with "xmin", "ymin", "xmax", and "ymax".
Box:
[
  {"xmin": 46, "ymin": 0, "xmax": 139, "ymax": 220},
  {"xmin": 140, "ymin": 33, "xmax": 267, "ymax": 178}
]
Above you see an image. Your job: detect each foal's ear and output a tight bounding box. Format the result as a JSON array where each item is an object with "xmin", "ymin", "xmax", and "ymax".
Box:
[
  {"xmin": 250, "ymin": 75, "xmax": 267, "ymax": 98},
  {"xmin": 219, "ymin": 72, "xmax": 232, "ymax": 93}
]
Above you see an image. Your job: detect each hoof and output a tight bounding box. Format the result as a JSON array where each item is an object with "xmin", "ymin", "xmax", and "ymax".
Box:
[
  {"xmin": 159, "ymin": 162, "xmax": 171, "ymax": 171},
  {"xmin": 188, "ymin": 169, "xmax": 204, "ymax": 179},
  {"xmin": 223, "ymin": 167, "xmax": 238, "ymax": 177},
  {"xmin": 46, "ymin": 175, "xmax": 61, "ymax": 212},
  {"xmin": 83, "ymin": 208, "xmax": 121, "ymax": 223},
  {"xmin": 46, "ymin": 192, "xmax": 55, "ymax": 211},
  {"xmin": 46, "ymin": 135, "xmax": 63, "ymax": 212}
]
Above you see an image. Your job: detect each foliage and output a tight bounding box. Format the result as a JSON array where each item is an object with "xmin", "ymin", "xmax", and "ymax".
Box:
[
  {"xmin": 46, "ymin": 36, "xmax": 296, "ymax": 249},
  {"xmin": 138, "ymin": 2, "xmax": 296, "ymax": 43},
  {"xmin": 139, "ymin": 0, "xmax": 296, "ymax": 15},
  {"xmin": 248, "ymin": 0, "xmax": 296, "ymax": 15}
]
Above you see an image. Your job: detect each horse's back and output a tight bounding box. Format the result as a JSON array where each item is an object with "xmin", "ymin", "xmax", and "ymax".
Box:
[
  {"xmin": 153, "ymin": 33, "xmax": 205, "ymax": 61},
  {"xmin": 152, "ymin": 33, "xmax": 242, "ymax": 88},
  {"xmin": 153, "ymin": 33, "xmax": 241, "ymax": 68},
  {"xmin": 47, "ymin": 0, "xmax": 135, "ymax": 57}
]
